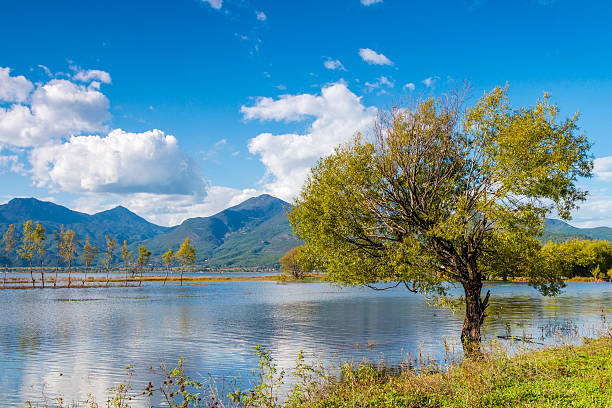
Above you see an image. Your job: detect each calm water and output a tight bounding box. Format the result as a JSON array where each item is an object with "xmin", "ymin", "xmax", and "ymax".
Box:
[{"xmin": 0, "ymin": 281, "xmax": 610, "ymax": 406}]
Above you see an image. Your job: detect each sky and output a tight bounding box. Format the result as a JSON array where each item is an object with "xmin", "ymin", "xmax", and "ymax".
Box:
[{"xmin": 1, "ymin": 0, "xmax": 612, "ymax": 227}]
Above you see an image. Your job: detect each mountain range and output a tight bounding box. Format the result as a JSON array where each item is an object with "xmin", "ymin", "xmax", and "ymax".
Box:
[
  {"xmin": 0, "ymin": 194, "xmax": 300, "ymax": 267},
  {"xmin": 0, "ymin": 195, "xmax": 611, "ymax": 267}
]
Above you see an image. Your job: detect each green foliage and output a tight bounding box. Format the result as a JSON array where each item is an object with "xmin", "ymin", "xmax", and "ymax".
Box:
[
  {"xmin": 120, "ymin": 240, "xmax": 134, "ymax": 269},
  {"xmin": 289, "ymin": 86, "xmax": 592, "ymax": 350},
  {"xmin": 137, "ymin": 245, "xmax": 151, "ymax": 269},
  {"xmin": 3, "ymin": 224, "xmax": 17, "ymax": 264},
  {"xmin": 18, "ymin": 220, "xmax": 36, "ymax": 265},
  {"xmin": 541, "ymin": 239, "xmax": 612, "ymax": 279},
  {"xmin": 177, "ymin": 238, "xmax": 196, "ymax": 268},
  {"xmin": 279, "ymin": 246, "xmax": 312, "ymax": 279},
  {"xmin": 82, "ymin": 236, "xmax": 99, "ymax": 269},
  {"xmin": 162, "ymin": 248, "xmax": 175, "ymax": 268}
]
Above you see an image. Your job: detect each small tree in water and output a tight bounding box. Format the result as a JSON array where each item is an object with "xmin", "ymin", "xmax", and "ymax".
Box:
[
  {"xmin": 176, "ymin": 238, "xmax": 196, "ymax": 287},
  {"xmin": 82, "ymin": 236, "xmax": 98, "ymax": 286},
  {"xmin": 120, "ymin": 240, "xmax": 134, "ymax": 287},
  {"xmin": 33, "ymin": 223, "xmax": 46, "ymax": 288},
  {"xmin": 60, "ymin": 229, "xmax": 78, "ymax": 287},
  {"xmin": 289, "ymin": 86, "xmax": 592, "ymax": 355},
  {"xmin": 19, "ymin": 221, "xmax": 37, "ymax": 287},
  {"xmin": 137, "ymin": 244, "xmax": 151, "ymax": 286},
  {"xmin": 2, "ymin": 224, "xmax": 17, "ymax": 289},
  {"xmin": 161, "ymin": 248, "xmax": 175, "ymax": 286},
  {"xmin": 103, "ymin": 235, "xmax": 117, "ymax": 287}
]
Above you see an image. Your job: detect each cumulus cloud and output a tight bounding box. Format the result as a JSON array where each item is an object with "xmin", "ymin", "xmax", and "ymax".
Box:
[
  {"xmin": 0, "ymin": 67, "xmax": 33, "ymax": 103},
  {"xmin": 361, "ymin": 0, "xmax": 383, "ymax": 4},
  {"xmin": 0, "ymin": 78, "xmax": 109, "ymax": 147},
  {"xmin": 242, "ymin": 83, "xmax": 377, "ymax": 201},
  {"xmin": 256, "ymin": 11, "xmax": 267, "ymax": 21},
  {"xmin": 323, "ymin": 59, "xmax": 346, "ymax": 71},
  {"xmin": 202, "ymin": 0, "xmax": 222, "ymax": 9},
  {"xmin": 30, "ymin": 128, "xmax": 208, "ymax": 196},
  {"xmin": 358, "ymin": 48, "xmax": 393, "ymax": 65},
  {"xmin": 594, "ymin": 156, "xmax": 612, "ymax": 181},
  {"xmin": 73, "ymin": 69, "xmax": 112, "ymax": 84}
]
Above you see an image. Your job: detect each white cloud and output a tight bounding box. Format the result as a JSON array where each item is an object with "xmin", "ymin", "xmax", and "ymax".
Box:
[
  {"xmin": 202, "ymin": 0, "xmax": 222, "ymax": 9},
  {"xmin": 324, "ymin": 59, "xmax": 346, "ymax": 71},
  {"xmin": 0, "ymin": 79, "xmax": 109, "ymax": 147},
  {"xmin": 570, "ymin": 192, "xmax": 612, "ymax": 228},
  {"xmin": 403, "ymin": 82, "xmax": 416, "ymax": 91},
  {"xmin": 30, "ymin": 129, "xmax": 208, "ymax": 196},
  {"xmin": 0, "ymin": 154, "xmax": 24, "ymax": 174},
  {"xmin": 0, "ymin": 67, "xmax": 34, "ymax": 103},
  {"xmin": 256, "ymin": 11, "xmax": 267, "ymax": 21},
  {"xmin": 594, "ymin": 156, "xmax": 612, "ymax": 181},
  {"xmin": 242, "ymin": 83, "xmax": 377, "ymax": 201},
  {"xmin": 361, "ymin": 0, "xmax": 383, "ymax": 4},
  {"xmin": 73, "ymin": 69, "xmax": 112, "ymax": 84},
  {"xmin": 422, "ymin": 76, "xmax": 440, "ymax": 88},
  {"xmin": 358, "ymin": 48, "xmax": 393, "ymax": 66},
  {"xmin": 365, "ymin": 76, "xmax": 395, "ymax": 94}
]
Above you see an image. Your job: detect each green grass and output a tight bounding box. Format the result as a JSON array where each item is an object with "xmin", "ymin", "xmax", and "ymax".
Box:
[{"xmin": 301, "ymin": 336, "xmax": 612, "ymax": 408}]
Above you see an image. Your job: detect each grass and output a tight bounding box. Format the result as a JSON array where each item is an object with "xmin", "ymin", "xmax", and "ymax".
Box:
[{"xmin": 301, "ymin": 336, "xmax": 612, "ymax": 408}]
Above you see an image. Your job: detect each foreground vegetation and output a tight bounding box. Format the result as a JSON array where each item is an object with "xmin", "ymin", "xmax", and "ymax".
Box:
[{"xmin": 33, "ymin": 333, "xmax": 611, "ymax": 408}]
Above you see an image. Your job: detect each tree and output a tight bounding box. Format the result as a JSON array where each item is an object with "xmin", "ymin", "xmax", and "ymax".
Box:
[
  {"xmin": 120, "ymin": 240, "xmax": 133, "ymax": 287},
  {"xmin": 82, "ymin": 236, "xmax": 98, "ymax": 285},
  {"xmin": 608, "ymin": 267, "xmax": 612, "ymax": 282},
  {"xmin": 2, "ymin": 224, "xmax": 17, "ymax": 289},
  {"xmin": 52, "ymin": 228, "xmax": 63, "ymax": 288},
  {"xmin": 161, "ymin": 248, "xmax": 175, "ymax": 286},
  {"xmin": 19, "ymin": 221, "xmax": 37, "ymax": 287},
  {"xmin": 137, "ymin": 244, "xmax": 151, "ymax": 286},
  {"xmin": 60, "ymin": 229, "xmax": 78, "ymax": 287},
  {"xmin": 33, "ymin": 223, "xmax": 47, "ymax": 288},
  {"xmin": 102, "ymin": 235, "xmax": 117, "ymax": 287},
  {"xmin": 289, "ymin": 86, "xmax": 592, "ymax": 355},
  {"xmin": 176, "ymin": 237, "xmax": 196, "ymax": 287},
  {"xmin": 279, "ymin": 246, "xmax": 312, "ymax": 279}
]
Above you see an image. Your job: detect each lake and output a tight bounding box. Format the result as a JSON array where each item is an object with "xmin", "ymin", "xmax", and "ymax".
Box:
[{"xmin": 0, "ymin": 281, "xmax": 610, "ymax": 406}]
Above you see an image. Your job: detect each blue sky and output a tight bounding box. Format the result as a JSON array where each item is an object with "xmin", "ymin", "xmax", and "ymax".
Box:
[{"xmin": 1, "ymin": 0, "xmax": 611, "ymax": 226}]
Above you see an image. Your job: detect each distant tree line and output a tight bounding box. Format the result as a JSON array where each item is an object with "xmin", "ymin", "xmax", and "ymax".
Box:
[{"xmin": 1, "ymin": 221, "xmax": 196, "ymax": 288}]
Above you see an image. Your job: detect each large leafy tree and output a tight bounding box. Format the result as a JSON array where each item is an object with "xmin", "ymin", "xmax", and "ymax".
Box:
[{"xmin": 289, "ymin": 86, "xmax": 592, "ymax": 354}]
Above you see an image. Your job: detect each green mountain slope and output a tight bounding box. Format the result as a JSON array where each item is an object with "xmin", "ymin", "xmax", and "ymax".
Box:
[
  {"xmin": 142, "ymin": 194, "xmax": 302, "ymax": 267},
  {"xmin": 0, "ymin": 198, "xmax": 169, "ymax": 252},
  {"xmin": 542, "ymin": 219, "xmax": 612, "ymax": 243}
]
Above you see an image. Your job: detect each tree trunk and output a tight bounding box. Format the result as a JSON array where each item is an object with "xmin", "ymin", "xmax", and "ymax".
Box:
[
  {"xmin": 40, "ymin": 261, "xmax": 45, "ymax": 288},
  {"xmin": 461, "ymin": 279, "xmax": 490, "ymax": 357},
  {"xmin": 163, "ymin": 267, "xmax": 168, "ymax": 286},
  {"xmin": 30, "ymin": 261, "xmax": 35, "ymax": 287},
  {"xmin": 180, "ymin": 267, "xmax": 183, "ymax": 287}
]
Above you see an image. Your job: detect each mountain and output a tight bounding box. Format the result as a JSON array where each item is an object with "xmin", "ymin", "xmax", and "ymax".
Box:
[
  {"xmin": 142, "ymin": 194, "xmax": 301, "ymax": 267},
  {"xmin": 0, "ymin": 198, "xmax": 169, "ymax": 250},
  {"xmin": 542, "ymin": 219, "xmax": 612, "ymax": 243}
]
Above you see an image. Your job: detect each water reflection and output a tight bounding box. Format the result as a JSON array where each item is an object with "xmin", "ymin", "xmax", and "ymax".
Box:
[{"xmin": 0, "ymin": 281, "xmax": 610, "ymax": 406}]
